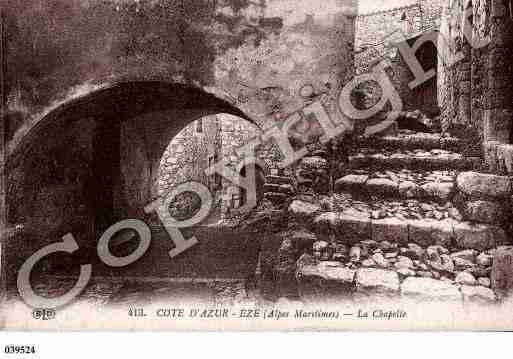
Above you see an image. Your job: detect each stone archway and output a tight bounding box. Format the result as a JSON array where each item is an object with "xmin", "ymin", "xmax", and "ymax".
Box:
[{"xmin": 4, "ymin": 81, "xmax": 260, "ymax": 282}]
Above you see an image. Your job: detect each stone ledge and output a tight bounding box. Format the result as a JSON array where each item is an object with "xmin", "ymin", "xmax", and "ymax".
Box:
[
  {"xmin": 456, "ymin": 171, "xmax": 512, "ymax": 199},
  {"xmin": 460, "ymin": 285, "xmax": 498, "ymax": 304},
  {"xmin": 311, "ymin": 210, "xmax": 507, "ymax": 250},
  {"xmin": 335, "ymin": 172, "xmax": 456, "ymax": 202},
  {"xmin": 358, "ymin": 133, "xmax": 462, "ymax": 152},
  {"xmin": 355, "ymin": 268, "xmax": 400, "ymax": 297},
  {"xmin": 401, "ymin": 277, "xmax": 462, "ymax": 302},
  {"xmin": 484, "ymin": 141, "xmax": 513, "ymax": 175},
  {"xmin": 349, "ymin": 152, "xmax": 478, "ymax": 171}
]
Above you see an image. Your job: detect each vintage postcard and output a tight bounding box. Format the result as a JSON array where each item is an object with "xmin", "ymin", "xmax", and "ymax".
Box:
[{"xmin": 1, "ymin": 0, "xmax": 513, "ymax": 332}]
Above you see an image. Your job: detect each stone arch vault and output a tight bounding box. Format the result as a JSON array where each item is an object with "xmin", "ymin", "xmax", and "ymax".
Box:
[{"xmin": 5, "ymin": 81, "xmax": 258, "ymax": 275}]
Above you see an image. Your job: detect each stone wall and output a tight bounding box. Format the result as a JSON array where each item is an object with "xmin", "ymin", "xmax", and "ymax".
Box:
[
  {"xmin": 3, "ymin": 0, "xmax": 357, "ymax": 278},
  {"xmin": 354, "ymin": 0, "xmax": 442, "ymax": 117},
  {"xmin": 355, "ymin": 0, "xmax": 443, "ymax": 73},
  {"xmin": 4, "ymin": 0, "xmax": 357, "ymax": 145},
  {"xmin": 157, "ymin": 114, "xmax": 267, "ymax": 218},
  {"xmin": 438, "ymin": 0, "xmax": 513, "ymax": 174}
]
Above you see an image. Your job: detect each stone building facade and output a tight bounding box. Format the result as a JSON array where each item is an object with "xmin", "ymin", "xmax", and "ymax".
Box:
[
  {"xmin": 158, "ymin": 114, "xmax": 265, "ymax": 219},
  {"xmin": 3, "ymin": 0, "xmax": 358, "ymax": 273},
  {"xmin": 354, "ymin": 0, "xmax": 442, "ymax": 117},
  {"xmin": 355, "ymin": 0, "xmax": 443, "ymax": 73},
  {"xmin": 438, "ymin": 0, "xmax": 513, "ymax": 175}
]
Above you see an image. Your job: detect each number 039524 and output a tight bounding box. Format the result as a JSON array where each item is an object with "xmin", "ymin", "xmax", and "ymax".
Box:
[{"xmin": 4, "ymin": 345, "xmax": 36, "ymax": 354}]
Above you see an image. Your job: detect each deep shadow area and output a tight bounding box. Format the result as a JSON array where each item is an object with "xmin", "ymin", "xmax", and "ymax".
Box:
[{"xmin": 4, "ymin": 81, "xmax": 260, "ymax": 286}]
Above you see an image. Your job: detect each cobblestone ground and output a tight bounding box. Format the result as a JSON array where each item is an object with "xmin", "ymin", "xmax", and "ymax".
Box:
[{"xmin": 6, "ymin": 276, "xmax": 267, "ymax": 309}]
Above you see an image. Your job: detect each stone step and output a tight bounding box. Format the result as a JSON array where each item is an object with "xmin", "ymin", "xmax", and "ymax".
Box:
[
  {"xmin": 264, "ymin": 192, "xmax": 288, "ymax": 204},
  {"xmin": 265, "ymin": 175, "xmax": 293, "ymax": 185},
  {"xmin": 288, "ymin": 199, "xmax": 510, "ymax": 251},
  {"xmin": 263, "ymin": 183, "xmax": 295, "ymax": 195},
  {"xmin": 358, "ymin": 132, "xmax": 462, "ymax": 152},
  {"xmin": 335, "ymin": 170, "xmax": 457, "ymax": 202},
  {"xmin": 296, "ymin": 257, "xmax": 498, "ymax": 305},
  {"xmin": 348, "ymin": 150, "xmax": 480, "ymax": 171}
]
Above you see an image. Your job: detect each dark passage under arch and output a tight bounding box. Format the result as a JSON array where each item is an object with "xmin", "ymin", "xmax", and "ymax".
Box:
[{"xmin": 5, "ymin": 81, "xmax": 261, "ymax": 282}]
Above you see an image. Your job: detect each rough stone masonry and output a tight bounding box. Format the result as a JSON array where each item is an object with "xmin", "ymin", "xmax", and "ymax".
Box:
[{"xmin": 2, "ymin": 0, "xmax": 513, "ymax": 309}]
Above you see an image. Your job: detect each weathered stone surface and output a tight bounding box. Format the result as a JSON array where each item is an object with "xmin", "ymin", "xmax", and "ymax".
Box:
[
  {"xmin": 463, "ymin": 200, "xmax": 506, "ymax": 224},
  {"xmin": 456, "ymin": 172, "xmax": 512, "ymax": 199},
  {"xmin": 264, "ymin": 183, "xmax": 295, "ymax": 195},
  {"xmin": 454, "ymin": 222, "xmax": 508, "ymax": 251},
  {"xmin": 362, "ymin": 259, "xmax": 376, "ymax": 267},
  {"xmin": 460, "ymin": 285, "xmax": 497, "ymax": 304},
  {"xmin": 399, "ymin": 181, "xmax": 423, "ymax": 198},
  {"xmin": 396, "ymin": 268, "xmax": 416, "ymax": 277},
  {"xmin": 266, "ymin": 175, "xmax": 292, "ymax": 185},
  {"xmin": 422, "ymin": 182, "xmax": 454, "ymax": 201},
  {"xmin": 491, "ymin": 246, "xmax": 513, "ymax": 293},
  {"xmin": 408, "ymin": 220, "xmax": 436, "ymax": 247},
  {"xmin": 401, "ymin": 277, "xmax": 462, "ymax": 301},
  {"xmin": 451, "ymin": 250, "xmax": 477, "ymax": 262},
  {"xmin": 273, "ymin": 239, "xmax": 299, "ymax": 297},
  {"xmin": 313, "ymin": 212, "xmax": 341, "ymax": 237},
  {"xmin": 355, "ymin": 269, "xmax": 400, "ymax": 297},
  {"xmin": 476, "ymin": 252, "xmax": 493, "ymax": 267},
  {"xmin": 289, "ymin": 200, "xmax": 321, "ymax": 222},
  {"xmin": 338, "ymin": 213, "xmax": 372, "ymax": 245},
  {"xmin": 335, "ymin": 175, "xmax": 369, "ymax": 192},
  {"xmin": 394, "ymin": 256, "xmax": 414, "ymax": 270},
  {"xmin": 478, "ymin": 277, "xmax": 491, "ymax": 287},
  {"xmin": 242, "ymin": 209, "xmax": 285, "ymax": 232},
  {"xmin": 431, "ymin": 219, "xmax": 456, "ymax": 247},
  {"xmin": 296, "ymin": 258, "xmax": 356, "ymax": 302},
  {"xmin": 452, "ymin": 257, "xmax": 476, "ymax": 271},
  {"xmin": 371, "ymin": 218, "xmax": 409, "ymax": 244},
  {"xmin": 417, "ymin": 271, "xmax": 434, "ymax": 278},
  {"xmin": 366, "ymin": 178, "xmax": 399, "ymax": 196},
  {"xmin": 455, "ymin": 272, "xmax": 477, "ymax": 286},
  {"xmin": 371, "ymin": 253, "xmax": 389, "ymax": 268},
  {"xmin": 289, "ymin": 229, "xmax": 318, "ymax": 254},
  {"xmin": 313, "ymin": 241, "xmax": 331, "ymax": 261},
  {"xmin": 401, "ymin": 243, "xmax": 425, "ymax": 260},
  {"xmin": 349, "ymin": 246, "xmax": 362, "ymax": 262},
  {"xmin": 427, "ymin": 254, "xmax": 455, "ymax": 273},
  {"xmin": 300, "ymin": 156, "xmax": 329, "ymax": 170}
]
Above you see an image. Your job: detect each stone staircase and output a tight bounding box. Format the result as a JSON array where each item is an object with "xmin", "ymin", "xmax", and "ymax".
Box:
[
  {"xmin": 258, "ymin": 127, "xmax": 513, "ymax": 305},
  {"xmin": 263, "ymin": 173, "xmax": 296, "ymax": 204}
]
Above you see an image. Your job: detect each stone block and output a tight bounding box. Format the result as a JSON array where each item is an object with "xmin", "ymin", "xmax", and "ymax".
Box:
[
  {"xmin": 401, "ymin": 277, "xmax": 462, "ymax": 302},
  {"xmin": 408, "ymin": 220, "xmax": 437, "ymax": 247},
  {"xmin": 497, "ymin": 144, "xmax": 513, "ymax": 174},
  {"xmin": 431, "ymin": 219, "xmax": 457, "ymax": 247},
  {"xmin": 457, "ymin": 171, "xmax": 512, "ymax": 199},
  {"xmin": 289, "ymin": 200, "xmax": 321, "ymax": 223},
  {"xmin": 300, "ymin": 156, "xmax": 329, "ymax": 170},
  {"xmin": 335, "ymin": 174, "xmax": 369, "ymax": 193},
  {"xmin": 421, "ymin": 182, "xmax": 454, "ymax": 202},
  {"xmin": 371, "ymin": 218, "xmax": 409, "ymax": 244},
  {"xmin": 365, "ymin": 178, "xmax": 399, "ymax": 197},
  {"xmin": 463, "ymin": 200, "xmax": 506, "ymax": 224},
  {"xmin": 313, "ymin": 212, "xmax": 342, "ymax": 238},
  {"xmin": 399, "ymin": 181, "xmax": 423, "ymax": 198},
  {"xmin": 338, "ymin": 213, "xmax": 372, "ymax": 245},
  {"xmin": 461, "ymin": 285, "xmax": 498, "ymax": 305},
  {"xmin": 454, "ymin": 222, "xmax": 508, "ymax": 251},
  {"xmin": 483, "ymin": 141, "xmax": 500, "ymax": 173},
  {"xmin": 296, "ymin": 259, "xmax": 356, "ymax": 302},
  {"xmin": 491, "ymin": 246, "xmax": 513, "ymax": 293},
  {"xmin": 355, "ymin": 268, "xmax": 400, "ymax": 298}
]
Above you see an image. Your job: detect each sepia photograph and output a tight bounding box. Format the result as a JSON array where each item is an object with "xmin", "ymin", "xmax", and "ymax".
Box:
[{"xmin": 1, "ymin": 0, "xmax": 513, "ymax": 334}]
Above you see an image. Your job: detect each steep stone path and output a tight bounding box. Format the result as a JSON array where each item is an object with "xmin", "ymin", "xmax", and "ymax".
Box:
[{"xmin": 256, "ymin": 126, "xmax": 513, "ymax": 305}]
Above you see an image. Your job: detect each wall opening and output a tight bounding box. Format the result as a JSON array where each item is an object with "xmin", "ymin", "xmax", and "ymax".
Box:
[{"xmin": 156, "ymin": 113, "xmax": 263, "ymax": 223}]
